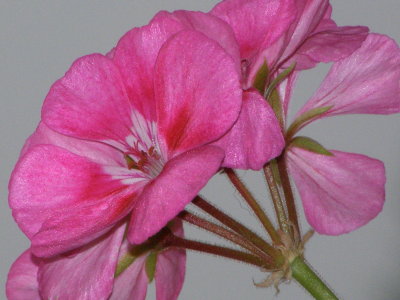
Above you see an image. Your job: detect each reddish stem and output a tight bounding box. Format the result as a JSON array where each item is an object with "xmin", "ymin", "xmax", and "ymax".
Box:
[
  {"xmin": 224, "ymin": 169, "xmax": 280, "ymax": 244},
  {"xmin": 263, "ymin": 162, "xmax": 290, "ymax": 234},
  {"xmin": 192, "ymin": 196, "xmax": 280, "ymax": 259},
  {"xmin": 277, "ymin": 155, "xmax": 300, "ymax": 237},
  {"xmin": 166, "ymin": 235, "xmax": 268, "ymax": 268},
  {"xmin": 178, "ymin": 210, "xmax": 274, "ymax": 265}
]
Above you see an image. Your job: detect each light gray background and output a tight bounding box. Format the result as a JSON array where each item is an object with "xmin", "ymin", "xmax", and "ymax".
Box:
[{"xmin": 0, "ymin": 1, "xmax": 399, "ymax": 299}]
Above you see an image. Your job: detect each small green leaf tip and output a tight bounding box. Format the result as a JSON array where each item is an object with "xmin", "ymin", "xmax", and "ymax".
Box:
[
  {"xmin": 265, "ymin": 62, "xmax": 296, "ymax": 99},
  {"xmin": 145, "ymin": 251, "xmax": 158, "ymax": 283},
  {"xmin": 115, "ymin": 251, "xmax": 138, "ymax": 278},
  {"xmin": 289, "ymin": 136, "xmax": 333, "ymax": 156},
  {"xmin": 286, "ymin": 106, "xmax": 333, "ymax": 140},
  {"xmin": 253, "ymin": 61, "xmax": 269, "ymax": 94}
]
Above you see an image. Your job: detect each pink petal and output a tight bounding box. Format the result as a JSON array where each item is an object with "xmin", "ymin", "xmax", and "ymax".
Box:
[
  {"xmin": 286, "ymin": 147, "xmax": 385, "ymax": 235},
  {"xmin": 128, "ymin": 145, "xmax": 224, "ymax": 244},
  {"xmin": 21, "ymin": 122, "xmax": 125, "ymax": 166},
  {"xmin": 295, "ymin": 25, "xmax": 368, "ymax": 67},
  {"xmin": 282, "ymin": 0, "xmax": 329, "ymax": 57},
  {"xmin": 155, "ymin": 30, "xmax": 242, "ymax": 157},
  {"xmin": 155, "ymin": 247, "xmax": 186, "ymax": 300},
  {"xmin": 9, "ymin": 145, "xmax": 139, "ymax": 256},
  {"xmin": 42, "ymin": 54, "xmax": 133, "ymax": 147},
  {"xmin": 214, "ymin": 90, "xmax": 284, "ymax": 170},
  {"xmin": 167, "ymin": 10, "xmax": 241, "ymax": 74},
  {"xmin": 38, "ymin": 222, "xmax": 125, "ymax": 300},
  {"xmin": 31, "ymin": 185, "xmax": 139, "ymax": 257},
  {"xmin": 210, "ymin": 0, "xmax": 296, "ymax": 62},
  {"xmin": 297, "ymin": 34, "xmax": 400, "ymax": 119},
  {"xmin": 259, "ymin": 0, "xmax": 330, "ymax": 71},
  {"xmin": 110, "ymin": 255, "xmax": 148, "ymax": 300},
  {"xmin": 293, "ymin": 2, "xmax": 368, "ymax": 69},
  {"xmin": 278, "ymin": 71, "xmax": 298, "ymax": 120},
  {"xmin": 280, "ymin": 1, "xmax": 368, "ymax": 69},
  {"xmin": 6, "ymin": 250, "xmax": 41, "ymax": 300},
  {"xmin": 112, "ymin": 13, "xmax": 186, "ymax": 121}
]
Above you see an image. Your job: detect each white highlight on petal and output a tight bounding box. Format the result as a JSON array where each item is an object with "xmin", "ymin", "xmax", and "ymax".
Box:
[
  {"xmin": 102, "ymin": 165, "xmax": 149, "ymax": 185},
  {"xmin": 102, "ymin": 109, "xmax": 166, "ymax": 185}
]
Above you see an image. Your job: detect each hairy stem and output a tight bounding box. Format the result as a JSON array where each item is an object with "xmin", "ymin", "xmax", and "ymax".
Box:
[
  {"xmin": 166, "ymin": 235, "xmax": 268, "ymax": 268},
  {"xmin": 263, "ymin": 162, "xmax": 290, "ymax": 234},
  {"xmin": 225, "ymin": 168, "xmax": 280, "ymax": 244},
  {"xmin": 178, "ymin": 210, "xmax": 275, "ymax": 265},
  {"xmin": 192, "ymin": 196, "xmax": 280, "ymax": 259},
  {"xmin": 277, "ymin": 156, "xmax": 300, "ymax": 237}
]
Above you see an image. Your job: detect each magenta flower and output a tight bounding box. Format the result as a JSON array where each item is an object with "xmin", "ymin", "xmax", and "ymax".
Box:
[
  {"xmin": 6, "ymin": 221, "xmax": 185, "ymax": 300},
  {"xmin": 9, "ymin": 14, "xmax": 244, "ymax": 258},
  {"xmin": 285, "ymin": 34, "xmax": 400, "ymax": 234}
]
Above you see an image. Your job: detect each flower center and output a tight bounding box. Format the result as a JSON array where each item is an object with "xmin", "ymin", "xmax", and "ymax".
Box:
[{"xmin": 124, "ymin": 146, "xmax": 164, "ymax": 178}]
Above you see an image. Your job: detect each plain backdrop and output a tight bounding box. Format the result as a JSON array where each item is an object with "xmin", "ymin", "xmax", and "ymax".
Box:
[{"xmin": 0, "ymin": 1, "xmax": 399, "ymax": 299}]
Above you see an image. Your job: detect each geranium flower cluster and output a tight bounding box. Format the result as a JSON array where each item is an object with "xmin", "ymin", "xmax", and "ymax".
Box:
[{"xmin": 6, "ymin": 0, "xmax": 399, "ymax": 299}]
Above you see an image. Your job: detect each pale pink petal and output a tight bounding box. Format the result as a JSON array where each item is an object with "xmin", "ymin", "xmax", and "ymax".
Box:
[
  {"xmin": 210, "ymin": 0, "xmax": 296, "ymax": 62},
  {"xmin": 259, "ymin": 0, "xmax": 366, "ymax": 71},
  {"xmin": 293, "ymin": 2, "xmax": 369, "ymax": 69},
  {"xmin": 155, "ymin": 30, "xmax": 241, "ymax": 157},
  {"xmin": 297, "ymin": 34, "xmax": 400, "ymax": 119},
  {"xmin": 295, "ymin": 25, "xmax": 368, "ymax": 67},
  {"xmin": 286, "ymin": 147, "xmax": 385, "ymax": 235},
  {"xmin": 260, "ymin": 0, "xmax": 330, "ymax": 71},
  {"xmin": 42, "ymin": 54, "xmax": 133, "ymax": 147},
  {"xmin": 278, "ymin": 71, "xmax": 298, "ymax": 120},
  {"xmin": 128, "ymin": 145, "xmax": 224, "ymax": 244},
  {"xmin": 283, "ymin": 0, "xmax": 329, "ymax": 57},
  {"xmin": 155, "ymin": 220, "xmax": 186, "ymax": 300},
  {"xmin": 280, "ymin": 1, "xmax": 368, "ymax": 69},
  {"xmin": 6, "ymin": 250, "xmax": 41, "ymax": 300},
  {"xmin": 155, "ymin": 247, "xmax": 186, "ymax": 300},
  {"xmin": 110, "ymin": 255, "xmax": 148, "ymax": 300},
  {"xmin": 112, "ymin": 13, "xmax": 186, "ymax": 120},
  {"xmin": 38, "ymin": 222, "xmax": 125, "ymax": 300},
  {"xmin": 9, "ymin": 145, "xmax": 140, "ymax": 256},
  {"xmin": 21, "ymin": 122, "xmax": 125, "ymax": 166},
  {"xmin": 214, "ymin": 90, "xmax": 284, "ymax": 170}
]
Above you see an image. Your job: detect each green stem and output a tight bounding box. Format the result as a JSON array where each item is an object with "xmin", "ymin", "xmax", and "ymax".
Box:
[
  {"xmin": 224, "ymin": 168, "xmax": 280, "ymax": 244},
  {"xmin": 291, "ymin": 257, "xmax": 339, "ymax": 300}
]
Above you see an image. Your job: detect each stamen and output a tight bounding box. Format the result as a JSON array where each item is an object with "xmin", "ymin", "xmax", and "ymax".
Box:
[
  {"xmin": 123, "ymin": 111, "xmax": 166, "ymax": 179},
  {"xmin": 124, "ymin": 146, "xmax": 164, "ymax": 178}
]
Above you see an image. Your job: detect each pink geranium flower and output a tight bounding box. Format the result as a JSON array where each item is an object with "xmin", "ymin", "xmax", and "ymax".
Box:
[
  {"xmin": 208, "ymin": 0, "xmax": 397, "ymax": 234},
  {"xmin": 284, "ymin": 34, "xmax": 400, "ymax": 234},
  {"xmin": 210, "ymin": 0, "xmax": 369, "ymax": 87},
  {"xmin": 9, "ymin": 14, "xmax": 244, "ymax": 258},
  {"xmin": 168, "ymin": 0, "xmax": 367, "ymax": 169},
  {"xmin": 145, "ymin": 9, "xmax": 286, "ymax": 169},
  {"xmin": 6, "ymin": 221, "xmax": 185, "ymax": 300}
]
